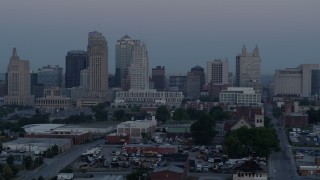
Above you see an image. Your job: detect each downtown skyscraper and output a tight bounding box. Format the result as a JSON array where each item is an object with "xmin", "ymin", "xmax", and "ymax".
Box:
[
  {"xmin": 130, "ymin": 40, "xmax": 149, "ymax": 90},
  {"xmin": 87, "ymin": 31, "xmax": 108, "ymax": 93},
  {"xmin": 235, "ymin": 45, "xmax": 261, "ymax": 90},
  {"xmin": 65, "ymin": 50, "xmax": 88, "ymax": 88},
  {"xmin": 207, "ymin": 59, "xmax": 229, "ymax": 85},
  {"xmin": 4, "ymin": 48, "xmax": 34, "ymax": 106},
  {"xmin": 115, "ymin": 35, "xmax": 135, "ymax": 88}
]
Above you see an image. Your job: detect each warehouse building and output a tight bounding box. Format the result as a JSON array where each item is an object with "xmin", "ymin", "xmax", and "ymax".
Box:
[{"xmin": 2, "ymin": 137, "xmax": 71, "ymax": 154}]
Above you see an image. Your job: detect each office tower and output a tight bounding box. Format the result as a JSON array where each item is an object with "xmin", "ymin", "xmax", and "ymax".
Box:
[
  {"xmin": 312, "ymin": 70, "xmax": 320, "ymax": 96},
  {"xmin": 168, "ymin": 75, "xmax": 187, "ymax": 93},
  {"xmin": 274, "ymin": 64, "xmax": 319, "ymax": 97},
  {"xmin": 228, "ymin": 72, "xmax": 233, "ymax": 87},
  {"xmin": 30, "ymin": 72, "xmax": 44, "ymax": 98},
  {"xmin": 87, "ymin": 31, "xmax": 108, "ymax": 92},
  {"xmin": 0, "ymin": 81, "xmax": 5, "ymax": 97},
  {"xmin": 300, "ymin": 64, "xmax": 319, "ymax": 97},
  {"xmin": 4, "ymin": 48, "xmax": 34, "ymax": 106},
  {"xmin": 108, "ymin": 74, "xmax": 115, "ymax": 88},
  {"xmin": 207, "ymin": 59, "xmax": 228, "ymax": 85},
  {"xmin": 115, "ymin": 35, "xmax": 135, "ymax": 88},
  {"xmin": 190, "ymin": 66, "xmax": 205, "ymax": 90},
  {"xmin": 80, "ymin": 68, "xmax": 89, "ymax": 89},
  {"xmin": 37, "ymin": 65, "xmax": 63, "ymax": 88},
  {"xmin": 235, "ymin": 45, "xmax": 261, "ymax": 90},
  {"xmin": 186, "ymin": 71, "xmax": 201, "ymax": 99},
  {"xmin": 65, "ymin": 50, "xmax": 88, "ymax": 88},
  {"xmin": 0, "ymin": 73, "xmax": 7, "ymax": 97},
  {"xmin": 30, "ymin": 72, "xmax": 38, "ymax": 91},
  {"xmin": 152, "ymin": 66, "xmax": 166, "ymax": 91},
  {"xmin": 129, "ymin": 40, "xmax": 149, "ymax": 90}
]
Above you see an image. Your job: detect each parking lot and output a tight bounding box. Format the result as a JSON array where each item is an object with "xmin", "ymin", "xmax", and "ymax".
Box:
[
  {"xmin": 289, "ymin": 129, "xmax": 320, "ymax": 147},
  {"xmin": 72, "ymin": 144, "xmax": 169, "ymax": 172}
]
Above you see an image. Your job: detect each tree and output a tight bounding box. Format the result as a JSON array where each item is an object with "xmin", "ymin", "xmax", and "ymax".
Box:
[
  {"xmin": 186, "ymin": 108, "xmax": 205, "ymax": 120},
  {"xmin": 172, "ymin": 108, "xmax": 189, "ymax": 121},
  {"xmin": 92, "ymin": 102, "xmax": 109, "ymax": 121},
  {"xmin": 209, "ymin": 106, "xmax": 228, "ymax": 121},
  {"xmin": 191, "ymin": 114, "xmax": 216, "ymax": 145},
  {"xmin": 34, "ymin": 157, "xmax": 44, "ymax": 168},
  {"xmin": 6, "ymin": 155, "xmax": 14, "ymax": 165},
  {"xmin": 10, "ymin": 165, "xmax": 19, "ymax": 176},
  {"xmin": 306, "ymin": 108, "xmax": 320, "ymax": 124},
  {"xmin": 224, "ymin": 127, "xmax": 280, "ymax": 158},
  {"xmin": 3, "ymin": 164, "xmax": 13, "ymax": 180},
  {"xmin": 126, "ymin": 169, "xmax": 150, "ymax": 180},
  {"xmin": 264, "ymin": 116, "xmax": 272, "ymax": 127},
  {"xmin": 51, "ymin": 145, "xmax": 59, "ymax": 156},
  {"xmin": 114, "ymin": 110, "xmax": 126, "ymax": 121},
  {"xmin": 155, "ymin": 105, "xmax": 170, "ymax": 123},
  {"xmin": 23, "ymin": 155, "xmax": 33, "ymax": 170},
  {"xmin": 38, "ymin": 176, "xmax": 45, "ymax": 180}
]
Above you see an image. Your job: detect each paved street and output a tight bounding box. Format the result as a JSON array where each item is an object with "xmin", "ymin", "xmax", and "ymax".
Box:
[
  {"xmin": 20, "ymin": 139, "xmax": 106, "ymax": 180},
  {"xmin": 266, "ymin": 104, "xmax": 300, "ymax": 180}
]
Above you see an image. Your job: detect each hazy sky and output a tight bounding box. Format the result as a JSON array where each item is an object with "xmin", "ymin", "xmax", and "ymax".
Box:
[{"xmin": 0, "ymin": 0, "xmax": 319, "ymax": 75}]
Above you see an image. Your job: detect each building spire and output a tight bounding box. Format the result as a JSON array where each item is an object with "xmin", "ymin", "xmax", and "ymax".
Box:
[
  {"xmin": 242, "ymin": 44, "xmax": 247, "ymax": 56},
  {"xmin": 253, "ymin": 45, "xmax": 259, "ymax": 57},
  {"xmin": 11, "ymin": 47, "xmax": 19, "ymax": 60}
]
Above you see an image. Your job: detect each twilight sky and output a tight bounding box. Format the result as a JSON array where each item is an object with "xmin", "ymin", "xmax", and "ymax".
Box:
[{"xmin": 0, "ymin": 0, "xmax": 319, "ymax": 75}]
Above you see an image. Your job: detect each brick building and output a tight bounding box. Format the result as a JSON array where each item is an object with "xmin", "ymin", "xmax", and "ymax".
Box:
[
  {"xmin": 151, "ymin": 165, "xmax": 187, "ymax": 180},
  {"xmin": 283, "ymin": 113, "xmax": 309, "ymax": 128}
]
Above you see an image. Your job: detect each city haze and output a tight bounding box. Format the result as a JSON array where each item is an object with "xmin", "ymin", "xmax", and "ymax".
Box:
[{"xmin": 0, "ymin": 0, "xmax": 319, "ymax": 75}]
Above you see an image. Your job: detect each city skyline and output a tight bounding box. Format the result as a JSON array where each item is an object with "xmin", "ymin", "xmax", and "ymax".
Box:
[{"xmin": 0, "ymin": 0, "xmax": 319, "ymax": 75}]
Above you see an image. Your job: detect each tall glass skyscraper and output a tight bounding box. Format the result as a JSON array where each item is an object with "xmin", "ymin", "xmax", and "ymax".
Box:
[
  {"xmin": 37, "ymin": 65, "xmax": 63, "ymax": 88},
  {"xmin": 65, "ymin": 50, "xmax": 88, "ymax": 88}
]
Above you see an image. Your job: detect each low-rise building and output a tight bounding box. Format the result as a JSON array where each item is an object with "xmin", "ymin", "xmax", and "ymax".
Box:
[
  {"xmin": 106, "ymin": 133, "xmax": 130, "ymax": 144},
  {"xmin": 2, "ymin": 137, "xmax": 71, "ymax": 154},
  {"xmin": 151, "ymin": 165, "xmax": 187, "ymax": 180},
  {"xmin": 185, "ymin": 100, "xmax": 218, "ymax": 111},
  {"xmin": 233, "ymin": 160, "xmax": 268, "ymax": 180},
  {"xmin": 35, "ymin": 87, "xmax": 72, "ymax": 111},
  {"xmin": 22, "ymin": 124, "xmax": 99, "ymax": 145},
  {"xmin": 219, "ymin": 87, "xmax": 261, "ymax": 106},
  {"xmin": 298, "ymin": 166, "xmax": 320, "ymax": 176},
  {"xmin": 114, "ymin": 89, "xmax": 184, "ymax": 107},
  {"xmin": 231, "ymin": 114, "xmax": 264, "ymax": 131},
  {"xmin": 165, "ymin": 124, "xmax": 191, "ymax": 138},
  {"xmin": 283, "ymin": 113, "xmax": 309, "ymax": 128},
  {"xmin": 116, "ymin": 116, "xmax": 157, "ymax": 142}
]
